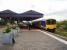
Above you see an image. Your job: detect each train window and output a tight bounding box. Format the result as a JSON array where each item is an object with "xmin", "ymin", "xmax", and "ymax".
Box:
[{"xmin": 46, "ymin": 19, "xmax": 56, "ymax": 24}]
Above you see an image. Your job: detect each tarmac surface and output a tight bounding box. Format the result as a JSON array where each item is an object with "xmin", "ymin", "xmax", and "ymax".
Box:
[{"xmin": 0, "ymin": 29, "xmax": 67, "ymax": 50}]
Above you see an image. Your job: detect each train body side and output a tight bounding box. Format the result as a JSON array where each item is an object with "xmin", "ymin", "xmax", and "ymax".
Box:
[
  {"xmin": 41, "ymin": 20, "xmax": 46, "ymax": 29},
  {"xmin": 32, "ymin": 19, "xmax": 56, "ymax": 32}
]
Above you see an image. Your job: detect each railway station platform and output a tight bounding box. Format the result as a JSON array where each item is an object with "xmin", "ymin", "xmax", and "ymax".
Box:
[{"xmin": 0, "ymin": 29, "xmax": 67, "ymax": 50}]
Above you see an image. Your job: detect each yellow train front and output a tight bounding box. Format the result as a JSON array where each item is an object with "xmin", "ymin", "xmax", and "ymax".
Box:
[{"xmin": 45, "ymin": 19, "xmax": 56, "ymax": 32}]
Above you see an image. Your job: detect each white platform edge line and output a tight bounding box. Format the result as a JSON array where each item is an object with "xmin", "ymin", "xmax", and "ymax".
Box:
[{"xmin": 38, "ymin": 30, "xmax": 67, "ymax": 45}]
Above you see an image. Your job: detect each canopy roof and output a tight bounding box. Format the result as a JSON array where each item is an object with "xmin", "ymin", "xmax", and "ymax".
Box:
[
  {"xmin": 0, "ymin": 9, "xmax": 17, "ymax": 17},
  {"xmin": 0, "ymin": 9, "xmax": 16, "ymax": 13},
  {"xmin": 19, "ymin": 10, "xmax": 43, "ymax": 17},
  {"xmin": 0, "ymin": 10, "xmax": 43, "ymax": 21},
  {"xmin": 20, "ymin": 10, "xmax": 43, "ymax": 15}
]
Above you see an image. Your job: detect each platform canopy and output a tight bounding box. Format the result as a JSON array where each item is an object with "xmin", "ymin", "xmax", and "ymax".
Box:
[
  {"xmin": 0, "ymin": 10, "xmax": 43, "ymax": 21},
  {"xmin": 0, "ymin": 9, "xmax": 17, "ymax": 17},
  {"xmin": 19, "ymin": 10, "xmax": 43, "ymax": 21}
]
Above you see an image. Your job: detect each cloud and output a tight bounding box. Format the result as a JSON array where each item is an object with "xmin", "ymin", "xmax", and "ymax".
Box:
[
  {"xmin": 0, "ymin": 0, "xmax": 67, "ymax": 13},
  {"xmin": 0, "ymin": 0, "xmax": 67, "ymax": 21}
]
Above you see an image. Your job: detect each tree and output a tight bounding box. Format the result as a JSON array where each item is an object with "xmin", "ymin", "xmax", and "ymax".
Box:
[
  {"xmin": 0, "ymin": 18, "xmax": 7, "ymax": 25},
  {"xmin": 57, "ymin": 20, "xmax": 67, "ymax": 30}
]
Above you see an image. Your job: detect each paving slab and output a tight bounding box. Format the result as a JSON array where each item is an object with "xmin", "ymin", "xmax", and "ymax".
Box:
[{"xmin": 0, "ymin": 30, "xmax": 67, "ymax": 50}]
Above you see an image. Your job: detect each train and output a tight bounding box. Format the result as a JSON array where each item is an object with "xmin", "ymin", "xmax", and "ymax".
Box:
[
  {"xmin": 32, "ymin": 19, "xmax": 56, "ymax": 32},
  {"xmin": 45, "ymin": 19, "xmax": 56, "ymax": 32}
]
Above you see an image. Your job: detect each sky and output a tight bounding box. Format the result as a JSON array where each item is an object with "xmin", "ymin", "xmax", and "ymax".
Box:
[{"xmin": 0, "ymin": 0, "xmax": 67, "ymax": 21}]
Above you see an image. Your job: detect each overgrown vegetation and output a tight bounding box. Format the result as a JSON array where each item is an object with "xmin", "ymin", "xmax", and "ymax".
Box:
[
  {"xmin": 4, "ymin": 27, "xmax": 11, "ymax": 33},
  {"xmin": 56, "ymin": 20, "xmax": 67, "ymax": 37},
  {"xmin": 0, "ymin": 19, "xmax": 7, "ymax": 26}
]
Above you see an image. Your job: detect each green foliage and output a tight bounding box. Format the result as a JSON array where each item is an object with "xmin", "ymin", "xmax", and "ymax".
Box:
[
  {"xmin": 56, "ymin": 20, "xmax": 67, "ymax": 37},
  {"xmin": 0, "ymin": 19, "xmax": 7, "ymax": 25},
  {"xmin": 4, "ymin": 27, "xmax": 11, "ymax": 33},
  {"xmin": 57, "ymin": 20, "xmax": 67, "ymax": 30},
  {"xmin": 56, "ymin": 29, "xmax": 67, "ymax": 37}
]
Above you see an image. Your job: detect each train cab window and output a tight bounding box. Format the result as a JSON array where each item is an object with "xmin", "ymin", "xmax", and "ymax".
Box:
[{"xmin": 46, "ymin": 19, "xmax": 56, "ymax": 24}]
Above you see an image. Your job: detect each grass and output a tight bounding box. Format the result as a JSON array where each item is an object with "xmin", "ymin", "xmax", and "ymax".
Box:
[{"xmin": 55, "ymin": 28, "xmax": 67, "ymax": 37}]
